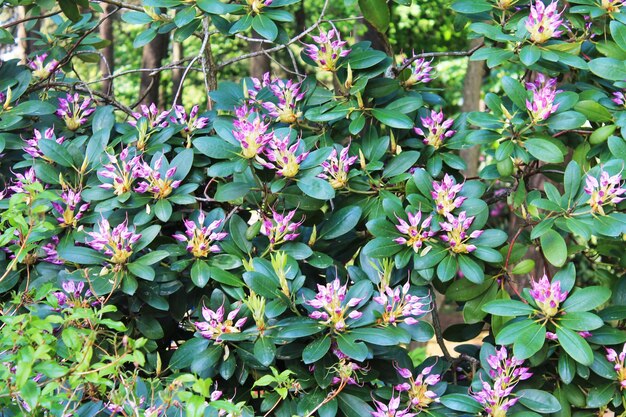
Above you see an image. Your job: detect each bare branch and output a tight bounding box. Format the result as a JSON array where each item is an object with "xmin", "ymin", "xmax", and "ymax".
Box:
[
  {"xmin": 2, "ymin": 10, "xmax": 61, "ymax": 29},
  {"xmin": 97, "ymin": 0, "xmax": 144, "ymax": 12},
  {"xmin": 394, "ymin": 42, "xmax": 484, "ymax": 75}
]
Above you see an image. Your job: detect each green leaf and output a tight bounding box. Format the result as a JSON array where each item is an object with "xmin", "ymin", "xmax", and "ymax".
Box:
[
  {"xmin": 502, "ymin": 76, "xmax": 528, "ymax": 110},
  {"xmin": 558, "ymin": 311, "xmax": 604, "ymax": 331},
  {"xmin": 134, "ymin": 28, "xmax": 157, "ymax": 48},
  {"xmin": 347, "ymin": 50, "xmax": 388, "ymax": 69},
  {"xmin": 546, "ymin": 111, "xmax": 586, "ymax": 130},
  {"xmin": 298, "ymin": 176, "xmax": 336, "ymax": 200},
  {"xmin": 214, "ymin": 182, "xmax": 250, "ymax": 202},
  {"xmin": 197, "ymin": 0, "xmax": 243, "ymax": 13},
  {"xmin": 482, "ymin": 300, "xmax": 535, "ymax": 316},
  {"xmin": 127, "ymin": 262, "xmax": 155, "ymax": 281},
  {"xmin": 562, "ymin": 286, "xmax": 611, "ymax": 312},
  {"xmin": 588, "ymin": 57, "xmax": 626, "ymax": 81},
  {"xmin": 191, "ymin": 260, "xmax": 211, "ymax": 288},
  {"xmin": 39, "ymin": 139, "xmax": 74, "ymax": 168},
  {"xmin": 253, "ymin": 337, "xmax": 276, "ymax": 366},
  {"xmin": 574, "ymin": 100, "xmax": 613, "ymax": 122},
  {"xmin": 57, "ymin": 246, "xmax": 105, "ymax": 265},
  {"xmin": 382, "ymin": 151, "xmax": 420, "ymax": 178},
  {"xmin": 302, "ymin": 336, "xmax": 331, "ymax": 364},
  {"xmin": 556, "ymin": 326, "xmax": 594, "ymax": 365},
  {"xmin": 558, "ymin": 354, "xmax": 576, "ymax": 384},
  {"xmin": 587, "ymin": 384, "xmax": 616, "ymax": 408},
  {"xmin": 358, "ymin": 0, "xmax": 390, "ymax": 32},
  {"xmin": 440, "ymin": 394, "xmax": 482, "ymax": 413},
  {"xmin": 517, "ymin": 389, "xmax": 561, "ymax": 413},
  {"xmin": 153, "ymin": 199, "xmax": 172, "ymax": 222},
  {"xmin": 520, "ymin": 45, "xmax": 541, "ymax": 66},
  {"xmin": 252, "ymin": 14, "xmax": 278, "ymax": 41},
  {"xmin": 496, "ymin": 319, "xmax": 536, "ymax": 345},
  {"xmin": 194, "ymin": 136, "xmax": 239, "ymax": 159},
  {"xmin": 450, "ymin": 0, "xmax": 492, "ymax": 14},
  {"xmin": 276, "ymin": 319, "xmax": 324, "ymax": 338},
  {"xmin": 170, "ymin": 338, "xmax": 210, "ymax": 370},
  {"xmin": 611, "ymin": 20, "xmax": 626, "ymax": 52},
  {"xmin": 525, "ymin": 138, "xmax": 564, "ymax": 163},
  {"xmin": 362, "ymin": 237, "xmax": 402, "ymax": 258},
  {"xmin": 58, "ymin": 0, "xmax": 81, "ymax": 21},
  {"xmin": 458, "ymin": 255, "xmax": 484, "ymax": 284},
  {"xmin": 436, "ymin": 255, "xmax": 457, "ymax": 282},
  {"xmin": 136, "ymin": 315, "xmax": 164, "ymax": 339},
  {"xmin": 540, "ymin": 230, "xmax": 567, "ymax": 267},
  {"xmin": 371, "ymin": 108, "xmax": 414, "ymax": 129},
  {"xmin": 514, "ymin": 323, "xmax": 546, "ymax": 359},
  {"xmin": 336, "ymin": 333, "xmax": 368, "ymax": 361},
  {"xmin": 320, "ymin": 206, "xmax": 362, "ymax": 240}
]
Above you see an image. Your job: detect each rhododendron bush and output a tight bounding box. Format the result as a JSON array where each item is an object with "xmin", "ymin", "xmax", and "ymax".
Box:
[{"xmin": 1, "ymin": 0, "xmax": 626, "ymax": 415}]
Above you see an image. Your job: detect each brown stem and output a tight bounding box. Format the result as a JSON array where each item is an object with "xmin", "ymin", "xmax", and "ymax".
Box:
[{"xmin": 429, "ymin": 284, "xmax": 453, "ymax": 362}]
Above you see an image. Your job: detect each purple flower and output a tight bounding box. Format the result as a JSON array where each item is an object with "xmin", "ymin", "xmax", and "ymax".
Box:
[
  {"xmin": 98, "ymin": 147, "xmax": 143, "ymax": 196},
  {"xmin": 306, "ymin": 278, "xmax": 363, "ymax": 332},
  {"xmin": 232, "ymin": 105, "xmax": 273, "ymax": 159},
  {"xmin": 330, "ymin": 346, "xmax": 365, "ymax": 385},
  {"xmin": 431, "ymin": 174, "xmax": 467, "ymax": 216},
  {"xmin": 130, "ymin": 103, "xmax": 170, "ymax": 128},
  {"xmin": 613, "ymin": 91, "xmax": 626, "ymax": 107},
  {"xmin": 372, "ymin": 393, "xmax": 417, "ymax": 417},
  {"xmin": 51, "ymin": 188, "xmax": 89, "ymax": 228},
  {"xmin": 304, "ymin": 29, "xmax": 351, "ymax": 72},
  {"xmin": 194, "ymin": 304, "xmax": 247, "ymax": 343},
  {"xmin": 439, "ymin": 211, "xmax": 483, "ymax": 254},
  {"xmin": 318, "ymin": 145, "xmax": 358, "ymax": 189},
  {"xmin": 23, "ymin": 127, "xmax": 65, "ymax": 159},
  {"xmin": 56, "ymin": 93, "xmax": 95, "ymax": 131},
  {"xmin": 85, "ymin": 217, "xmax": 141, "ymax": 266},
  {"xmin": 171, "ymin": 105, "xmax": 209, "ymax": 141},
  {"xmin": 525, "ymin": 73, "xmax": 560, "ymax": 122},
  {"xmin": 394, "ymin": 211, "xmax": 434, "ymax": 254},
  {"xmin": 53, "ymin": 281, "xmax": 94, "ymax": 308},
  {"xmin": 8, "ymin": 167, "xmax": 40, "ymax": 203},
  {"xmin": 472, "ymin": 347, "xmax": 532, "ymax": 417},
  {"xmin": 584, "ymin": 169, "xmax": 626, "ymax": 215},
  {"xmin": 606, "ymin": 344, "xmax": 626, "ymax": 390},
  {"xmin": 529, "ymin": 274, "xmax": 567, "ymax": 318},
  {"xmin": 42, "ymin": 236, "xmax": 63, "ymax": 265},
  {"xmin": 414, "ymin": 110, "xmax": 455, "ymax": 149},
  {"xmin": 260, "ymin": 209, "xmax": 304, "ymax": 248},
  {"xmin": 173, "ymin": 212, "xmax": 227, "ymax": 258},
  {"xmin": 394, "ymin": 363, "xmax": 441, "ymax": 410},
  {"xmin": 262, "ymin": 77, "xmax": 305, "ymax": 124},
  {"xmin": 28, "ymin": 53, "xmax": 58, "ymax": 79},
  {"xmin": 259, "ymin": 135, "xmax": 309, "ymax": 178},
  {"xmin": 373, "ymin": 282, "xmax": 430, "ymax": 325},
  {"xmin": 402, "ymin": 56, "xmax": 433, "ymax": 87},
  {"xmin": 134, "ymin": 156, "xmax": 182, "ymax": 199},
  {"xmin": 525, "ymin": 1, "xmax": 564, "ymax": 44}
]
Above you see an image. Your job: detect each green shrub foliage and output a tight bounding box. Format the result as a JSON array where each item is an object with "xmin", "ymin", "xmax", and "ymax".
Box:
[{"xmin": 1, "ymin": 0, "xmax": 626, "ymax": 415}]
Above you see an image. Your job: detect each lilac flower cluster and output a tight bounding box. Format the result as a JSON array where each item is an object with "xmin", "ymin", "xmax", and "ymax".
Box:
[
  {"xmin": 23, "ymin": 127, "xmax": 64, "ymax": 159},
  {"xmin": 414, "ymin": 110, "xmax": 455, "ymax": 149},
  {"xmin": 373, "ymin": 282, "xmax": 430, "ymax": 325},
  {"xmin": 85, "ymin": 218, "xmax": 141, "ymax": 266},
  {"xmin": 525, "ymin": 73, "xmax": 560, "ymax": 122},
  {"xmin": 130, "ymin": 103, "xmax": 170, "ymax": 128},
  {"xmin": 233, "ymin": 105, "xmax": 273, "ymax": 159},
  {"xmin": 303, "ymin": 29, "xmax": 351, "ymax": 72},
  {"xmin": 194, "ymin": 304, "xmax": 247, "ymax": 343},
  {"xmin": 173, "ymin": 212, "xmax": 227, "ymax": 258},
  {"xmin": 28, "ymin": 53, "xmax": 58, "ymax": 79},
  {"xmin": 372, "ymin": 393, "xmax": 416, "ymax": 417},
  {"xmin": 472, "ymin": 347, "xmax": 532, "ymax": 417},
  {"xmin": 51, "ymin": 188, "xmax": 89, "ymax": 228},
  {"xmin": 394, "ymin": 211, "xmax": 434, "ymax": 255},
  {"xmin": 431, "ymin": 174, "xmax": 467, "ymax": 216},
  {"xmin": 260, "ymin": 209, "xmax": 304, "ymax": 248},
  {"xmin": 440, "ymin": 212, "xmax": 484, "ymax": 254},
  {"xmin": 249, "ymin": 73, "xmax": 305, "ymax": 124},
  {"xmin": 171, "ymin": 105, "xmax": 209, "ymax": 140},
  {"xmin": 402, "ymin": 56, "xmax": 433, "ymax": 87},
  {"xmin": 99, "ymin": 147, "xmax": 143, "ymax": 196},
  {"xmin": 395, "ymin": 363, "xmax": 441, "ymax": 411},
  {"xmin": 529, "ymin": 275, "xmax": 567, "ymax": 318},
  {"xmin": 135, "ymin": 156, "xmax": 181, "ymax": 199},
  {"xmin": 8, "ymin": 167, "xmax": 40, "ymax": 203},
  {"xmin": 584, "ymin": 169, "xmax": 626, "ymax": 215},
  {"xmin": 53, "ymin": 281, "xmax": 94, "ymax": 308},
  {"xmin": 56, "ymin": 93, "xmax": 95, "ymax": 131},
  {"xmin": 306, "ymin": 278, "xmax": 363, "ymax": 331},
  {"xmin": 607, "ymin": 344, "xmax": 626, "ymax": 390},
  {"xmin": 259, "ymin": 135, "xmax": 309, "ymax": 178},
  {"xmin": 525, "ymin": 1, "xmax": 564, "ymax": 44},
  {"xmin": 318, "ymin": 145, "xmax": 358, "ymax": 189}
]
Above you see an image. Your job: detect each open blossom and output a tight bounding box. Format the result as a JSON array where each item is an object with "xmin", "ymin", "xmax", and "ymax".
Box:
[
  {"xmin": 606, "ymin": 344, "xmax": 626, "ymax": 390},
  {"xmin": 51, "ymin": 188, "xmax": 89, "ymax": 228},
  {"xmin": 130, "ymin": 103, "xmax": 169, "ymax": 128},
  {"xmin": 395, "ymin": 364, "xmax": 441, "ymax": 410},
  {"xmin": 439, "ymin": 211, "xmax": 483, "ymax": 254},
  {"xmin": 194, "ymin": 305, "xmax": 247, "ymax": 343},
  {"xmin": 472, "ymin": 347, "xmax": 532, "ymax": 417},
  {"xmin": 8, "ymin": 167, "xmax": 40, "ymax": 203},
  {"xmin": 529, "ymin": 274, "xmax": 567, "ymax": 318},
  {"xmin": 56, "ymin": 93, "xmax": 95, "ymax": 131},
  {"xmin": 261, "ymin": 209, "xmax": 304, "ymax": 248},
  {"xmin": 402, "ymin": 56, "xmax": 433, "ymax": 87},
  {"xmin": 23, "ymin": 127, "xmax": 65, "ymax": 159},
  {"xmin": 584, "ymin": 170, "xmax": 626, "ymax": 215},
  {"xmin": 304, "ymin": 29, "xmax": 350, "ymax": 72},
  {"xmin": 372, "ymin": 393, "xmax": 417, "ymax": 417},
  {"xmin": 98, "ymin": 147, "xmax": 142, "ymax": 196},
  {"xmin": 134, "ymin": 156, "xmax": 181, "ymax": 199},
  {"xmin": 414, "ymin": 110, "xmax": 455, "ymax": 149},
  {"xmin": 374, "ymin": 282, "xmax": 429, "ymax": 325},
  {"xmin": 306, "ymin": 278, "xmax": 363, "ymax": 331},
  {"xmin": 86, "ymin": 218, "xmax": 141, "ymax": 265},
  {"xmin": 431, "ymin": 174, "xmax": 467, "ymax": 216},
  {"xmin": 28, "ymin": 53, "xmax": 58, "ymax": 78},
  {"xmin": 260, "ymin": 135, "xmax": 309, "ymax": 178},
  {"xmin": 42, "ymin": 236, "xmax": 62, "ymax": 265},
  {"xmin": 613, "ymin": 91, "xmax": 626, "ymax": 107},
  {"xmin": 525, "ymin": 1, "xmax": 564, "ymax": 44},
  {"xmin": 318, "ymin": 146, "xmax": 358, "ymax": 189},
  {"xmin": 263, "ymin": 78, "xmax": 305, "ymax": 124},
  {"xmin": 525, "ymin": 73, "xmax": 560, "ymax": 122},
  {"xmin": 394, "ymin": 211, "xmax": 434, "ymax": 254},
  {"xmin": 171, "ymin": 105, "xmax": 209, "ymax": 139},
  {"xmin": 173, "ymin": 212, "xmax": 227, "ymax": 258},
  {"xmin": 53, "ymin": 281, "xmax": 93, "ymax": 308},
  {"xmin": 233, "ymin": 105, "xmax": 273, "ymax": 159}
]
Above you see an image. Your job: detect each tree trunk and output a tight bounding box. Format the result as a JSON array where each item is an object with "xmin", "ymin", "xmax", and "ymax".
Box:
[
  {"xmin": 99, "ymin": 3, "xmax": 115, "ymax": 95},
  {"xmin": 139, "ymin": 33, "xmax": 169, "ymax": 106},
  {"xmin": 16, "ymin": 6, "xmax": 40, "ymax": 62},
  {"xmin": 460, "ymin": 38, "xmax": 485, "ymax": 178},
  {"xmin": 249, "ymin": 30, "xmax": 271, "ymax": 80},
  {"xmin": 171, "ymin": 41, "xmax": 184, "ymax": 102}
]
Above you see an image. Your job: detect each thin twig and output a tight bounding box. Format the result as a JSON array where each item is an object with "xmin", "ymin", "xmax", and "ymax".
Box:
[
  {"xmin": 98, "ymin": 0, "xmax": 143, "ymax": 12},
  {"xmin": 429, "ymin": 285, "xmax": 454, "ymax": 362},
  {"xmin": 2, "ymin": 10, "xmax": 61, "ymax": 29},
  {"xmin": 394, "ymin": 42, "xmax": 484, "ymax": 74}
]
